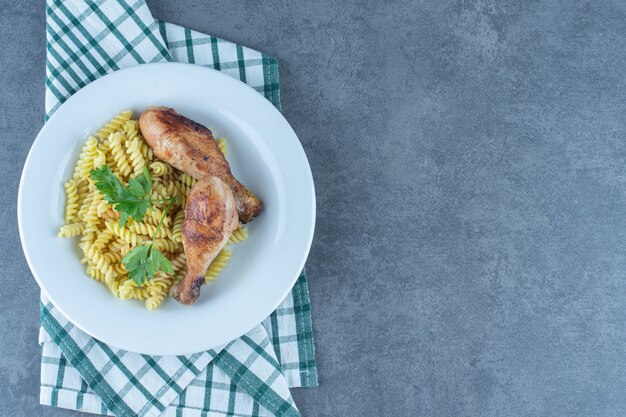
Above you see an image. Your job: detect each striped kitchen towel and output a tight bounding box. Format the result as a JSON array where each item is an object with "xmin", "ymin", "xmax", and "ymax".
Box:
[{"xmin": 40, "ymin": 1, "xmax": 317, "ymax": 416}]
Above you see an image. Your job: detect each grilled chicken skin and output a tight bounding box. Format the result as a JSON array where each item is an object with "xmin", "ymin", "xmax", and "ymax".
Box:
[
  {"xmin": 139, "ymin": 107, "xmax": 262, "ymax": 223},
  {"xmin": 174, "ymin": 176, "xmax": 239, "ymax": 305}
]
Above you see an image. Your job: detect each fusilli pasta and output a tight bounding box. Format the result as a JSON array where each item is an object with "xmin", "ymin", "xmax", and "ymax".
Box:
[
  {"xmin": 125, "ymin": 136, "xmax": 147, "ymax": 175},
  {"xmin": 58, "ymin": 223, "xmax": 84, "ymax": 238},
  {"xmin": 96, "ymin": 110, "xmax": 133, "ymax": 140},
  {"xmin": 109, "ymin": 132, "xmax": 133, "ymax": 177},
  {"xmin": 229, "ymin": 226, "xmax": 249, "ymax": 244},
  {"xmin": 205, "ymin": 249, "xmax": 232, "ymax": 282},
  {"xmin": 64, "ymin": 180, "xmax": 79, "ymax": 223},
  {"xmin": 59, "ymin": 111, "xmax": 248, "ymax": 310},
  {"xmin": 150, "ymin": 160, "xmax": 171, "ymax": 176}
]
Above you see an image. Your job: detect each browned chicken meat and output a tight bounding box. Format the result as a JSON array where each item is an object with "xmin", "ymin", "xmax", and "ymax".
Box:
[
  {"xmin": 139, "ymin": 107, "xmax": 262, "ymax": 223},
  {"xmin": 174, "ymin": 176, "xmax": 239, "ymax": 305}
]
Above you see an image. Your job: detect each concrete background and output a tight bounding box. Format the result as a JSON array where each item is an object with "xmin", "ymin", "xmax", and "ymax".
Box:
[{"xmin": 1, "ymin": 0, "xmax": 625, "ymax": 416}]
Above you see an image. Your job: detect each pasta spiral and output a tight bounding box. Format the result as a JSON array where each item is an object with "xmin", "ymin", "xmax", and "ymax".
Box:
[
  {"xmin": 82, "ymin": 243, "xmax": 117, "ymax": 281},
  {"xmin": 96, "ymin": 110, "xmax": 133, "ymax": 140},
  {"xmin": 126, "ymin": 136, "xmax": 147, "ymax": 176},
  {"xmin": 107, "ymin": 280, "xmax": 121, "ymax": 297},
  {"xmin": 102, "ymin": 251, "xmax": 123, "ymax": 263},
  {"xmin": 205, "ymin": 249, "xmax": 232, "ymax": 282},
  {"xmin": 228, "ymin": 226, "xmax": 248, "ymax": 244},
  {"xmin": 86, "ymin": 265, "xmax": 105, "ymax": 282},
  {"xmin": 58, "ymin": 223, "xmax": 84, "ymax": 238},
  {"xmin": 123, "ymin": 120, "xmax": 140, "ymax": 139},
  {"xmin": 87, "ymin": 266, "xmax": 120, "ymax": 296},
  {"xmin": 153, "ymin": 239, "xmax": 180, "ymax": 253},
  {"xmin": 146, "ymin": 292, "xmax": 165, "ymax": 310},
  {"xmin": 79, "ymin": 229, "xmax": 96, "ymax": 251},
  {"xmin": 145, "ymin": 207, "xmax": 172, "ymax": 227},
  {"xmin": 124, "ymin": 120, "xmax": 153, "ymax": 161},
  {"xmin": 77, "ymin": 191, "xmax": 93, "ymax": 222},
  {"xmin": 93, "ymin": 229, "xmax": 114, "ymax": 249},
  {"xmin": 169, "ymin": 268, "xmax": 187, "ymax": 297},
  {"xmin": 111, "ymin": 262, "xmax": 127, "ymax": 275},
  {"xmin": 126, "ymin": 220, "xmax": 169, "ymax": 238},
  {"xmin": 146, "ymin": 276, "xmax": 171, "ymax": 296},
  {"xmin": 109, "ymin": 132, "xmax": 133, "ymax": 177},
  {"xmin": 119, "ymin": 279, "xmax": 151, "ymax": 301},
  {"xmin": 83, "ymin": 191, "xmax": 103, "ymax": 226},
  {"xmin": 105, "ymin": 221, "xmax": 142, "ymax": 246},
  {"xmin": 72, "ymin": 137, "xmax": 98, "ymax": 181},
  {"xmin": 150, "ymin": 161, "xmax": 172, "ymax": 176},
  {"xmin": 76, "ymin": 179, "xmax": 90, "ymax": 201},
  {"xmin": 170, "ymin": 252, "xmax": 187, "ymax": 273},
  {"xmin": 171, "ymin": 209, "xmax": 184, "ymax": 243},
  {"xmin": 96, "ymin": 199, "xmax": 112, "ymax": 217},
  {"xmin": 93, "ymin": 149, "xmax": 107, "ymax": 168},
  {"xmin": 64, "ymin": 180, "xmax": 79, "ymax": 223},
  {"xmin": 180, "ymin": 173, "xmax": 196, "ymax": 188},
  {"xmin": 153, "ymin": 180, "xmax": 180, "ymax": 200}
]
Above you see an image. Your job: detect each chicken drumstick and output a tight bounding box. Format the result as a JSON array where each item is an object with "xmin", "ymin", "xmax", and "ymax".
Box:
[
  {"xmin": 174, "ymin": 176, "xmax": 239, "ymax": 305},
  {"xmin": 139, "ymin": 107, "xmax": 262, "ymax": 223}
]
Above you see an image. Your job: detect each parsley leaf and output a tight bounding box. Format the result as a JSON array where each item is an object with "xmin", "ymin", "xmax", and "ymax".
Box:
[
  {"xmin": 90, "ymin": 165, "xmax": 125, "ymax": 200},
  {"xmin": 123, "ymin": 245, "xmax": 175, "ymax": 286},
  {"xmin": 128, "ymin": 166, "xmax": 152, "ymax": 197},
  {"xmin": 150, "ymin": 249, "xmax": 174, "ymax": 275},
  {"xmin": 121, "ymin": 243, "xmax": 174, "ymax": 286},
  {"xmin": 90, "ymin": 166, "xmax": 152, "ymax": 227},
  {"xmin": 121, "ymin": 245, "xmax": 151, "ymax": 285}
]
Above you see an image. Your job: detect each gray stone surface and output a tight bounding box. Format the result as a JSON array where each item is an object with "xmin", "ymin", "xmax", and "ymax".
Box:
[{"xmin": 1, "ymin": 0, "xmax": 625, "ymax": 416}]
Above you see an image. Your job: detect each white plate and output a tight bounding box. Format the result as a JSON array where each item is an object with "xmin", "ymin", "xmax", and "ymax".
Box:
[{"xmin": 18, "ymin": 63, "xmax": 315, "ymax": 355}]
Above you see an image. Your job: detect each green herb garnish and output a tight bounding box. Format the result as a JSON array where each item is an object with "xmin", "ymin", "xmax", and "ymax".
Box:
[{"xmin": 90, "ymin": 166, "xmax": 178, "ymax": 286}]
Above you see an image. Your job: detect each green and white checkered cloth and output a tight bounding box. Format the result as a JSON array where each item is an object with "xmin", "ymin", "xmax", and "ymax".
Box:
[{"xmin": 40, "ymin": 1, "xmax": 317, "ymax": 416}]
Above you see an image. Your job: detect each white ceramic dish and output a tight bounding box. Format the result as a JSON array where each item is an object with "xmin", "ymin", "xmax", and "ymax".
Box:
[{"xmin": 18, "ymin": 62, "xmax": 315, "ymax": 355}]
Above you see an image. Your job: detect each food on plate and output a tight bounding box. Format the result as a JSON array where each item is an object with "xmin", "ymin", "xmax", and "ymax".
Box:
[
  {"xmin": 58, "ymin": 110, "xmax": 251, "ymax": 309},
  {"xmin": 139, "ymin": 107, "xmax": 263, "ymax": 223},
  {"xmin": 174, "ymin": 176, "xmax": 239, "ymax": 304}
]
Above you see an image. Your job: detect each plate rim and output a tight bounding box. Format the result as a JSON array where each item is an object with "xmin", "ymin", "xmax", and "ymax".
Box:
[{"xmin": 17, "ymin": 62, "xmax": 316, "ymax": 355}]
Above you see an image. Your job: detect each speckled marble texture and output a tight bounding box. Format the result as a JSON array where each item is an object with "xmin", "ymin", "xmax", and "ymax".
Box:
[{"xmin": 1, "ymin": 0, "xmax": 625, "ymax": 416}]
